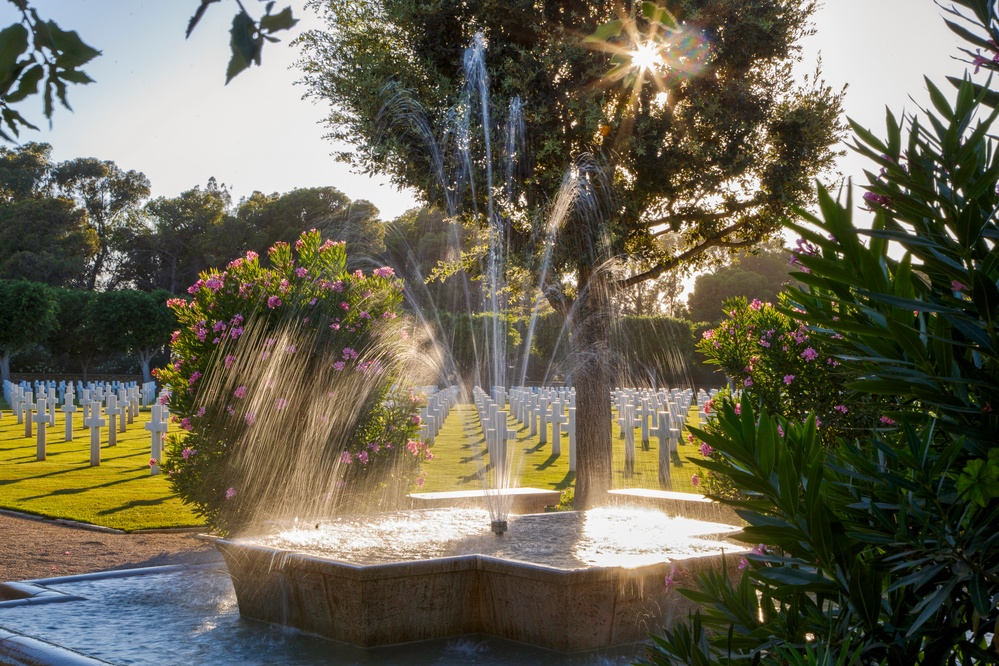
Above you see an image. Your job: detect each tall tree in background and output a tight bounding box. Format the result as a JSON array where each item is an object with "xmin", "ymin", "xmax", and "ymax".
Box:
[
  {"xmin": 300, "ymin": 0, "xmax": 844, "ymax": 505},
  {"xmin": 122, "ymin": 179, "xmax": 232, "ymax": 293},
  {"xmin": 234, "ymin": 186, "xmax": 386, "ymax": 260},
  {"xmin": 687, "ymin": 245, "xmax": 796, "ymax": 323},
  {"xmin": 0, "ymin": 143, "xmax": 95, "ymax": 286},
  {"xmin": 90, "ymin": 289, "xmax": 175, "ymax": 382},
  {"xmin": 0, "ymin": 279, "xmax": 58, "ymax": 383},
  {"xmin": 54, "ymin": 157, "xmax": 150, "ymax": 290}
]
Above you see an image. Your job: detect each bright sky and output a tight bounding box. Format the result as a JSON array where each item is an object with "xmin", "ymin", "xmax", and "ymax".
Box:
[{"xmin": 0, "ymin": 0, "xmax": 971, "ymax": 222}]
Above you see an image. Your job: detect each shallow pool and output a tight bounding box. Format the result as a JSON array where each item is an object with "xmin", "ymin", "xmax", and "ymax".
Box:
[{"xmin": 0, "ymin": 567, "xmax": 643, "ymax": 665}]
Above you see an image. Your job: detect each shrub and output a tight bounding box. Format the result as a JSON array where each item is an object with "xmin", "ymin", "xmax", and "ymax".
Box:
[
  {"xmin": 645, "ymin": 7, "xmax": 999, "ymax": 664},
  {"xmin": 157, "ymin": 230, "xmax": 428, "ymax": 535}
]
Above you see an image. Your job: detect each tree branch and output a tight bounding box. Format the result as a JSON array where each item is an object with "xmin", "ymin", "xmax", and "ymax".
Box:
[{"xmin": 618, "ymin": 220, "xmax": 755, "ymax": 288}]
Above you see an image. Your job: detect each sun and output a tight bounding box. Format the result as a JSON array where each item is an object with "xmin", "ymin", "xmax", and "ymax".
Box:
[{"xmin": 630, "ymin": 41, "xmax": 663, "ymax": 72}]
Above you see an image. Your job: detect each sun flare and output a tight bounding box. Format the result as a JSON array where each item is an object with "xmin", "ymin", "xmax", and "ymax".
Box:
[{"xmin": 630, "ymin": 41, "xmax": 663, "ymax": 72}]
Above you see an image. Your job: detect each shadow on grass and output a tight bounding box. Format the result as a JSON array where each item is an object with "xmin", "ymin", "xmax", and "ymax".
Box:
[
  {"xmin": 458, "ymin": 464, "xmax": 490, "ymax": 484},
  {"xmin": 0, "ymin": 465, "xmax": 92, "ymax": 486},
  {"xmin": 21, "ymin": 474, "xmax": 143, "ymax": 501},
  {"xmin": 554, "ymin": 471, "xmax": 575, "ymax": 490},
  {"xmin": 96, "ymin": 496, "xmax": 171, "ymax": 516},
  {"xmin": 459, "ymin": 449, "xmax": 487, "ymax": 463},
  {"xmin": 534, "ymin": 453, "xmax": 560, "ymax": 471}
]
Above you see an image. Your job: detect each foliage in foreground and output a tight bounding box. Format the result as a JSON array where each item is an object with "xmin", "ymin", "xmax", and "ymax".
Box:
[
  {"xmin": 645, "ymin": 8, "xmax": 999, "ymax": 664},
  {"xmin": 158, "ymin": 230, "xmax": 427, "ymax": 535}
]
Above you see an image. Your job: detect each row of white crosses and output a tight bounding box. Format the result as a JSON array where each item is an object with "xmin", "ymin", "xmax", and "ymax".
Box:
[
  {"xmin": 414, "ymin": 385, "xmax": 458, "ymax": 444},
  {"xmin": 472, "ymin": 386, "xmax": 518, "ymax": 488},
  {"xmin": 613, "ymin": 387, "xmax": 698, "ymax": 488},
  {"xmin": 3, "ymin": 379, "xmax": 168, "ymax": 474},
  {"xmin": 508, "ymin": 386, "xmax": 578, "ymax": 471}
]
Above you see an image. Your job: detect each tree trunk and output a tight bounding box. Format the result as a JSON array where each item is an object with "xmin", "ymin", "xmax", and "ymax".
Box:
[
  {"xmin": 138, "ymin": 349, "xmax": 155, "ymax": 384},
  {"xmin": 568, "ymin": 268, "xmax": 613, "ymax": 509},
  {"xmin": 0, "ymin": 353, "xmax": 9, "ymax": 385}
]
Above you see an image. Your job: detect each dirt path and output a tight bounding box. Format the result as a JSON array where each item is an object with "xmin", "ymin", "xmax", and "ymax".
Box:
[{"xmin": 0, "ymin": 512, "xmax": 221, "ymax": 581}]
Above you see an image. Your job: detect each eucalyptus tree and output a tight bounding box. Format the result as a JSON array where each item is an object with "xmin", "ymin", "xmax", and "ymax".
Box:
[{"xmin": 299, "ymin": 0, "xmax": 844, "ymax": 505}]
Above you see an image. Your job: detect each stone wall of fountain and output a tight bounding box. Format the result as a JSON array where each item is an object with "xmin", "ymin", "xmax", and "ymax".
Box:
[{"xmin": 217, "ymin": 508, "xmax": 744, "ymax": 651}]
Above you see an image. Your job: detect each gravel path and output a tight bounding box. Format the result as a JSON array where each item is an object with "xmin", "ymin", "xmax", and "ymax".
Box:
[{"xmin": 0, "ymin": 512, "xmax": 221, "ymax": 581}]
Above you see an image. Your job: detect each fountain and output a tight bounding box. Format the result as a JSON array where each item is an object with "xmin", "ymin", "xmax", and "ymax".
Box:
[
  {"xmin": 200, "ymin": 32, "xmax": 738, "ymax": 654},
  {"xmin": 216, "ymin": 508, "xmax": 742, "ymax": 651}
]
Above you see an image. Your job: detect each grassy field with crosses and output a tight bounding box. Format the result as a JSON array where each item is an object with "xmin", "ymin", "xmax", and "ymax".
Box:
[{"xmin": 0, "ymin": 399, "xmax": 705, "ymax": 531}]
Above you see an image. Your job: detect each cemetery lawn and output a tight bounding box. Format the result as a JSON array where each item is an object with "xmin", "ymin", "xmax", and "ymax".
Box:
[
  {"xmin": 0, "ymin": 408, "xmax": 202, "ymax": 532},
  {"xmin": 0, "ymin": 400, "xmax": 703, "ymax": 530},
  {"xmin": 420, "ymin": 404, "xmax": 703, "ymax": 496}
]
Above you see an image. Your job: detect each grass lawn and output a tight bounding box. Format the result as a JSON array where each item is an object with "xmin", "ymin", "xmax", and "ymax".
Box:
[
  {"xmin": 0, "ymin": 404, "xmax": 203, "ymax": 531},
  {"xmin": 0, "ymin": 397, "xmax": 706, "ymax": 530}
]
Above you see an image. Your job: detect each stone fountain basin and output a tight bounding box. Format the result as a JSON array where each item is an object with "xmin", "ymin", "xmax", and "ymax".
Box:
[{"xmin": 216, "ymin": 509, "xmax": 744, "ymax": 652}]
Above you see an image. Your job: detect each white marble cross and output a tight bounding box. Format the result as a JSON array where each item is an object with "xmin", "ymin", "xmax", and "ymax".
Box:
[
  {"xmin": 117, "ymin": 389, "xmax": 129, "ymax": 432},
  {"xmin": 22, "ymin": 391, "xmax": 34, "ymax": 438},
  {"xmin": 549, "ymin": 400, "xmax": 567, "ymax": 456},
  {"xmin": 105, "ymin": 395, "xmax": 120, "ymax": 447},
  {"xmin": 619, "ymin": 403, "xmax": 640, "ymax": 477},
  {"xmin": 61, "ymin": 400, "xmax": 77, "ymax": 442},
  {"xmin": 33, "ymin": 397, "xmax": 49, "ymax": 461},
  {"xmin": 146, "ymin": 404, "xmax": 169, "ymax": 475},
  {"xmin": 84, "ymin": 404, "xmax": 106, "ymax": 467}
]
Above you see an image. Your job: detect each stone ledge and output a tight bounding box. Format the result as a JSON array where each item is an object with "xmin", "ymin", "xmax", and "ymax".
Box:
[
  {"xmin": 408, "ymin": 487, "xmax": 562, "ymax": 514},
  {"xmin": 606, "ymin": 489, "xmax": 743, "ymax": 526}
]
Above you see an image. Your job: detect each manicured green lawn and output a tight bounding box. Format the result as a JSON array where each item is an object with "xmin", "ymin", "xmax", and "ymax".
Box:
[
  {"xmin": 0, "ymin": 397, "xmax": 705, "ymax": 530},
  {"xmin": 0, "ymin": 405, "xmax": 202, "ymax": 531}
]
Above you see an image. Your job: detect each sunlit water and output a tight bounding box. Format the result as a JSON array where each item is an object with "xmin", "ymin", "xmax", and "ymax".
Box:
[
  {"xmin": 0, "ymin": 568, "xmax": 641, "ymax": 665},
  {"xmin": 254, "ymin": 507, "xmax": 740, "ymax": 569}
]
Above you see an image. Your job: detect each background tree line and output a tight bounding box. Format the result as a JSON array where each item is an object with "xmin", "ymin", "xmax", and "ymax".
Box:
[{"xmin": 0, "ymin": 139, "xmax": 796, "ymax": 386}]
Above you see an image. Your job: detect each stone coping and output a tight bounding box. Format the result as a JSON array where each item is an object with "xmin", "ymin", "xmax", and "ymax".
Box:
[
  {"xmin": 217, "ymin": 536, "xmax": 745, "ymax": 651},
  {"xmin": 0, "ymin": 628, "xmax": 113, "ymax": 665},
  {"xmin": 408, "ymin": 487, "xmax": 562, "ymax": 514},
  {"xmin": 606, "ymin": 489, "xmax": 743, "ymax": 526}
]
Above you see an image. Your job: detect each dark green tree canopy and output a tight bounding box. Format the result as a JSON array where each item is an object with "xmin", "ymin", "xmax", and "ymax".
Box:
[
  {"xmin": 299, "ymin": 0, "xmax": 844, "ymax": 286},
  {"xmin": 686, "ymin": 245, "xmax": 796, "ymax": 323},
  {"xmin": 54, "ymin": 156, "xmax": 151, "ymax": 290},
  {"xmin": 0, "ymin": 278, "xmax": 58, "ymax": 382},
  {"xmin": 0, "ymin": 142, "xmax": 96, "ymax": 286}
]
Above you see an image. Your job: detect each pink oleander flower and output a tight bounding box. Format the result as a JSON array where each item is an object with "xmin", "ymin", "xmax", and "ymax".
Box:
[
  {"xmin": 400, "ymin": 330, "xmax": 409, "ymax": 340},
  {"xmin": 340, "ymin": 301, "xmax": 350, "ymax": 311},
  {"xmin": 234, "ymin": 386, "xmax": 247, "ymax": 399},
  {"xmin": 752, "ymin": 544, "xmax": 767, "ymax": 555},
  {"xmin": 224, "ymin": 355, "xmax": 237, "ymax": 369},
  {"xmin": 180, "ymin": 417, "xmax": 192, "ymax": 431},
  {"xmin": 425, "ymin": 451, "xmax": 434, "ymax": 460},
  {"xmin": 750, "ymin": 299, "xmax": 763, "ymax": 310},
  {"xmin": 285, "ymin": 345, "xmax": 297, "ymax": 354},
  {"xmin": 863, "ymin": 191, "xmax": 892, "ymax": 208},
  {"xmin": 274, "ymin": 398, "xmax": 289, "ymax": 410},
  {"xmin": 333, "ymin": 361, "xmax": 345, "ymax": 371},
  {"xmin": 357, "ymin": 451, "xmax": 369, "ymax": 464},
  {"xmin": 353, "ymin": 269, "xmax": 364, "ymax": 279},
  {"xmin": 699, "ymin": 443, "xmax": 714, "ymax": 457},
  {"xmin": 342, "ymin": 347, "xmax": 358, "ymax": 360},
  {"xmin": 691, "ymin": 473, "xmax": 701, "ymax": 488},
  {"xmin": 411, "ymin": 414, "xmax": 422, "ymax": 425},
  {"xmin": 196, "ymin": 406, "xmax": 206, "ymax": 417},
  {"xmin": 267, "ymin": 296, "xmax": 282, "ymax": 309},
  {"xmin": 373, "ymin": 267, "xmax": 395, "ymax": 278},
  {"xmin": 230, "ymin": 326, "xmax": 243, "ymax": 339},
  {"xmin": 951, "ymin": 280, "xmax": 968, "ymax": 292},
  {"xmin": 734, "ymin": 403, "xmax": 741, "ymax": 415},
  {"xmin": 783, "ymin": 375, "xmax": 795, "ymax": 385},
  {"xmin": 188, "ymin": 371, "xmax": 201, "ymax": 386},
  {"xmin": 737, "ymin": 557, "xmax": 749, "ymax": 570},
  {"xmin": 687, "ymin": 433, "xmax": 695, "ymax": 444},
  {"xmin": 170, "ymin": 330, "xmax": 181, "ymax": 344},
  {"xmin": 245, "ymin": 250, "xmax": 258, "ymax": 262},
  {"xmin": 415, "ymin": 476, "xmax": 425, "ymax": 487},
  {"xmin": 159, "ymin": 394, "xmax": 170, "ymax": 406},
  {"xmin": 834, "ymin": 405, "xmax": 848, "ymax": 414},
  {"xmin": 743, "ymin": 377, "xmax": 753, "ymax": 387},
  {"xmin": 295, "ymin": 267, "xmax": 308, "ymax": 278},
  {"xmin": 880, "ymin": 415, "xmax": 896, "ymax": 425},
  {"xmin": 703, "ymin": 399, "xmax": 714, "ymax": 413},
  {"xmin": 244, "ymin": 412, "xmax": 256, "ymax": 426},
  {"xmin": 801, "ymin": 347, "xmax": 818, "ymax": 362},
  {"xmin": 664, "ymin": 569, "xmax": 678, "ymax": 593},
  {"xmin": 182, "ymin": 447, "xmax": 196, "ymax": 460},
  {"xmin": 360, "ymin": 311, "xmax": 371, "ymax": 319},
  {"xmin": 226, "ymin": 405, "xmax": 235, "ymax": 415},
  {"xmin": 340, "ymin": 451, "xmax": 353, "ymax": 465},
  {"xmin": 149, "ymin": 458, "xmax": 158, "ymax": 467},
  {"xmin": 225, "ymin": 487, "xmax": 236, "ymax": 500},
  {"xmin": 827, "ymin": 358, "xmax": 840, "ymax": 367},
  {"xmin": 777, "ymin": 424, "xmax": 785, "ymax": 437}
]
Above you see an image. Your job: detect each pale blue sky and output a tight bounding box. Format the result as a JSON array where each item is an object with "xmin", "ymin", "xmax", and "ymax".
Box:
[{"xmin": 0, "ymin": 1, "xmax": 971, "ymax": 221}]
